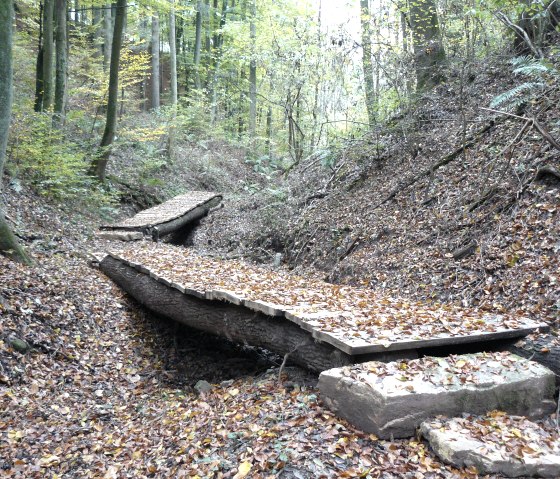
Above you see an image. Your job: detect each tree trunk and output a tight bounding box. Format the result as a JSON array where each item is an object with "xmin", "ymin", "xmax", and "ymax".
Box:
[
  {"xmin": 360, "ymin": 0, "xmax": 376, "ymax": 126},
  {"xmin": 238, "ymin": 67, "xmax": 246, "ymax": 137},
  {"xmin": 511, "ymin": 0, "xmax": 560, "ymax": 55},
  {"xmin": 150, "ymin": 14, "xmax": 160, "ymax": 110},
  {"xmin": 100, "ymin": 256, "xmax": 352, "ymax": 372},
  {"xmin": 0, "ymin": 2, "xmax": 32, "ymax": 265},
  {"xmin": 169, "ymin": 3, "xmax": 178, "ymax": 107},
  {"xmin": 248, "ymin": 0, "xmax": 257, "ymax": 139},
  {"xmin": 90, "ymin": 0, "xmax": 126, "ymax": 182},
  {"xmin": 93, "ymin": 6, "xmax": 103, "ymax": 58},
  {"xmin": 42, "ymin": 0, "xmax": 55, "ymax": 110},
  {"xmin": 209, "ymin": 0, "xmax": 228, "ymax": 125},
  {"xmin": 168, "ymin": 1, "xmax": 178, "ymax": 157},
  {"xmin": 407, "ymin": 0, "xmax": 446, "ymax": 92},
  {"xmin": 34, "ymin": 2, "xmax": 44, "ymax": 112},
  {"xmin": 103, "ymin": 3, "xmax": 113, "ymax": 70},
  {"xmin": 54, "ymin": 0, "xmax": 68, "ymax": 126},
  {"xmin": 193, "ymin": 0, "xmax": 202, "ymax": 90}
]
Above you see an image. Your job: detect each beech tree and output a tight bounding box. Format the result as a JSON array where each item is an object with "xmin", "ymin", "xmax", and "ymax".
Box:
[
  {"xmin": 360, "ymin": 0, "xmax": 377, "ymax": 126},
  {"xmin": 54, "ymin": 0, "xmax": 68, "ymax": 125},
  {"xmin": 42, "ymin": 0, "xmax": 55, "ymax": 110},
  {"xmin": 0, "ymin": 2, "xmax": 31, "ymax": 264},
  {"xmin": 150, "ymin": 14, "xmax": 160, "ymax": 110},
  {"xmin": 407, "ymin": 0, "xmax": 446, "ymax": 91},
  {"xmin": 90, "ymin": 0, "xmax": 127, "ymax": 181}
]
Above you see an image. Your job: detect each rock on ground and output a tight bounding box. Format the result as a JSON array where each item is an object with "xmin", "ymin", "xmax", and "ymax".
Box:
[
  {"xmin": 318, "ymin": 352, "xmax": 556, "ymax": 439},
  {"xmin": 421, "ymin": 413, "xmax": 560, "ymax": 477}
]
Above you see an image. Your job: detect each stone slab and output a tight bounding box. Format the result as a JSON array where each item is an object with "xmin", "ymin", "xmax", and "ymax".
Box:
[
  {"xmin": 96, "ymin": 231, "xmax": 144, "ymax": 242},
  {"xmin": 318, "ymin": 352, "xmax": 556, "ymax": 439},
  {"xmin": 421, "ymin": 414, "xmax": 560, "ymax": 477}
]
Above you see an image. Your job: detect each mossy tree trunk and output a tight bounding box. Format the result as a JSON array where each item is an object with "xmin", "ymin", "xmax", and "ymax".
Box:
[
  {"xmin": 90, "ymin": 0, "xmax": 126, "ymax": 182},
  {"xmin": 0, "ymin": 2, "xmax": 32, "ymax": 265},
  {"xmin": 407, "ymin": 0, "xmax": 446, "ymax": 92}
]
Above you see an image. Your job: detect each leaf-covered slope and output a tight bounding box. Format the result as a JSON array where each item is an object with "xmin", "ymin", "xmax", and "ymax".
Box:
[{"xmin": 192, "ymin": 65, "xmax": 560, "ymax": 326}]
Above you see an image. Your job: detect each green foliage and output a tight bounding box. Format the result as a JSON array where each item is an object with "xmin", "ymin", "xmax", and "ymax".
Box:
[
  {"xmin": 7, "ymin": 110, "xmax": 115, "ymax": 206},
  {"xmin": 490, "ymin": 56, "xmax": 559, "ymax": 109}
]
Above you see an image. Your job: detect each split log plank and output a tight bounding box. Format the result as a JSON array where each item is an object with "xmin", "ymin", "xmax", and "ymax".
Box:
[
  {"xmin": 101, "ymin": 192, "xmax": 222, "ymax": 237},
  {"xmin": 100, "ymin": 255, "xmax": 352, "ymax": 372}
]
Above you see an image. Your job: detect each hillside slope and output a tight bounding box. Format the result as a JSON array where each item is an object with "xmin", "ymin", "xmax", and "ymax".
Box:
[{"xmin": 193, "ymin": 62, "xmax": 560, "ymax": 326}]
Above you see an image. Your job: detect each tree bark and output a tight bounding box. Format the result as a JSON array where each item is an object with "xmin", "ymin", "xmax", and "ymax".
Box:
[
  {"xmin": 0, "ymin": 2, "xmax": 32, "ymax": 265},
  {"xmin": 193, "ymin": 0, "xmax": 203, "ymax": 90},
  {"xmin": 100, "ymin": 256, "xmax": 352, "ymax": 372},
  {"xmin": 42, "ymin": 0, "xmax": 55, "ymax": 110},
  {"xmin": 90, "ymin": 0, "xmax": 126, "ymax": 182},
  {"xmin": 407, "ymin": 0, "xmax": 446, "ymax": 92},
  {"xmin": 150, "ymin": 13, "xmax": 160, "ymax": 110},
  {"xmin": 93, "ymin": 6, "xmax": 103, "ymax": 58},
  {"xmin": 507, "ymin": 334, "xmax": 560, "ymax": 385},
  {"xmin": 248, "ymin": 0, "xmax": 257, "ymax": 139},
  {"xmin": 34, "ymin": 2, "xmax": 44, "ymax": 112},
  {"xmin": 360, "ymin": 0, "xmax": 376, "ymax": 126},
  {"xmin": 169, "ymin": 2, "xmax": 178, "ymax": 107},
  {"xmin": 54, "ymin": 0, "xmax": 68, "ymax": 126},
  {"xmin": 103, "ymin": 3, "xmax": 113, "ymax": 70}
]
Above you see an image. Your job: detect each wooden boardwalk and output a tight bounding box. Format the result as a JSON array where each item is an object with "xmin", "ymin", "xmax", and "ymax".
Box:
[
  {"xmin": 100, "ymin": 243, "xmax": 548, "ymax": 369},
  {"xmin": 100, "ymin": 191, "xmax": 221, "ymax": 237}
]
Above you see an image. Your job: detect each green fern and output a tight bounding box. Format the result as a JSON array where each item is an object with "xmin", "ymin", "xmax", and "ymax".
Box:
[
  {"xmin": 490, "ymin": 81, "xmax": 545, "ymax": 108},
  {"xmin": 490, "ymin": 57, "xmax": 558, "ymax": 110}
]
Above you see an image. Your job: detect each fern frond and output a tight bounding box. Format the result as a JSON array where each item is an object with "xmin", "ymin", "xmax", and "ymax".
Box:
[
  {"xmin": 490, "ymin": 82, "xmax": 544, "ymax": 108},
  {"xmin": 510, "ymin": 56, "xmax": 557, "ymax": 78}
]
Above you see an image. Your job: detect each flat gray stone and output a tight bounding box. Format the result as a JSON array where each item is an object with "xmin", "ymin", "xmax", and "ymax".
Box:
[
  {"xmin": 194, "ymin": 380, "xmax": 213, "ymax": 394},
  {"xmin": 421, "ymin": 414, "xmax": 560, "ymax": 477},
  {"xmin": 96, "ymin": 230, "xmax": 143, "ymax": 242},
  {"xmin": 318, "ymin": 352, "xmax": 556, "ymax": 439}
]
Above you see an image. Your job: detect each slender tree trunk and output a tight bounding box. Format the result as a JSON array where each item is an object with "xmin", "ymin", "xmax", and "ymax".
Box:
[
  {"xmin": 42, "ymin": 0, "xmax": 55, "ymax": 110},
  {"xmin": 54, "ymin": 0, "xmax": 68, "ymax": 125},
  {"xmin": 169, "ymin": 3, "xmax": 178, "ymax": 107},
  {"xmin": 103, "ymin": 3, "xmax": 113, "ymax": 70},
  {"xmin": 360, "ymin": 0, "xmax": 376, "ymax": 126},
  {"xmin": 150, "ymin": 14, "xmax": 160, "ymax": 109},
  {"xmin": 90, "ymin": 0, "xmax": 126, "ymax": 181},
  {"xmin": 194, "ymin": 0, "xmax": 202, "ymax": 90},
  {"xmin": 93, "ymin": 6, "xmax": 103, "ymax": 58},
  {"xmin": 168, "ymin": 1, "xmax": 178, "ymax": 157},
  {"xmin": 248, "ymin": 0, "xmax": 257, "ymax": 139},
  {"xmin": 0, "ymin": 2, "xmax": 32, "ymax": 264},
  {"xmin": 209, "ymin": 0, "xmax": 228, "ymax": 125},
  {"xmin": 34, "ymin": 2, "xmax": 44, "ymax": 112},
  {"xmin": 407, "ymin": 0, "xmax": 446, "ymax": 92},
  {"xmin": 238, "ymin": 67, "xmax": 246, "ymax": 138}
]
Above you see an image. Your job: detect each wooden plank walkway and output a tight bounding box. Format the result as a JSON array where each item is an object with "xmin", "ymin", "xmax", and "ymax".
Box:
[
  {"xmin": 101, "ymin": 243, "xmax": 548, "ymax": 360},
  {"xmin": 100, "ymin": 191, "xmax": 222, "ymax": 237}
]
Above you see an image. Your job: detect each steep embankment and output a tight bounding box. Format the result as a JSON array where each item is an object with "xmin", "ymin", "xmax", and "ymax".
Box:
[{"xmin": 194, "ymin": 62, "xmax": 560, "ymax": 328}]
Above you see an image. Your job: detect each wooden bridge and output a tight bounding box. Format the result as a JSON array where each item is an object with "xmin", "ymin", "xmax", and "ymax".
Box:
[
  {"xmin": 99, "ymin": 191, "xmax": 221, "ymax": 240},
  {"xmin": 100, "ymin": 241, "xmax": 547, "ymax": 371}
]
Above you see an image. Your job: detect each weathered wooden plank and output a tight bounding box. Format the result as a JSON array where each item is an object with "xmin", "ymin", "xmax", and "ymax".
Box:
[
  {"xmin": 100, "ymin": 192, "xmax": 222, "ymax": 235},
  {"xmin": 102, "ymin": 251, "xmax": 549, "ymax": 357},
  {"xmin": 100, "ymin": 255, "xmax": 352, "ymax": 372}
]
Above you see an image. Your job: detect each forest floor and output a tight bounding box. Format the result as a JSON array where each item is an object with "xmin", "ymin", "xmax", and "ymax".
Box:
[{"xmin": 0, "ymin": 190, "xmax": 484, "ymax": 479}]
